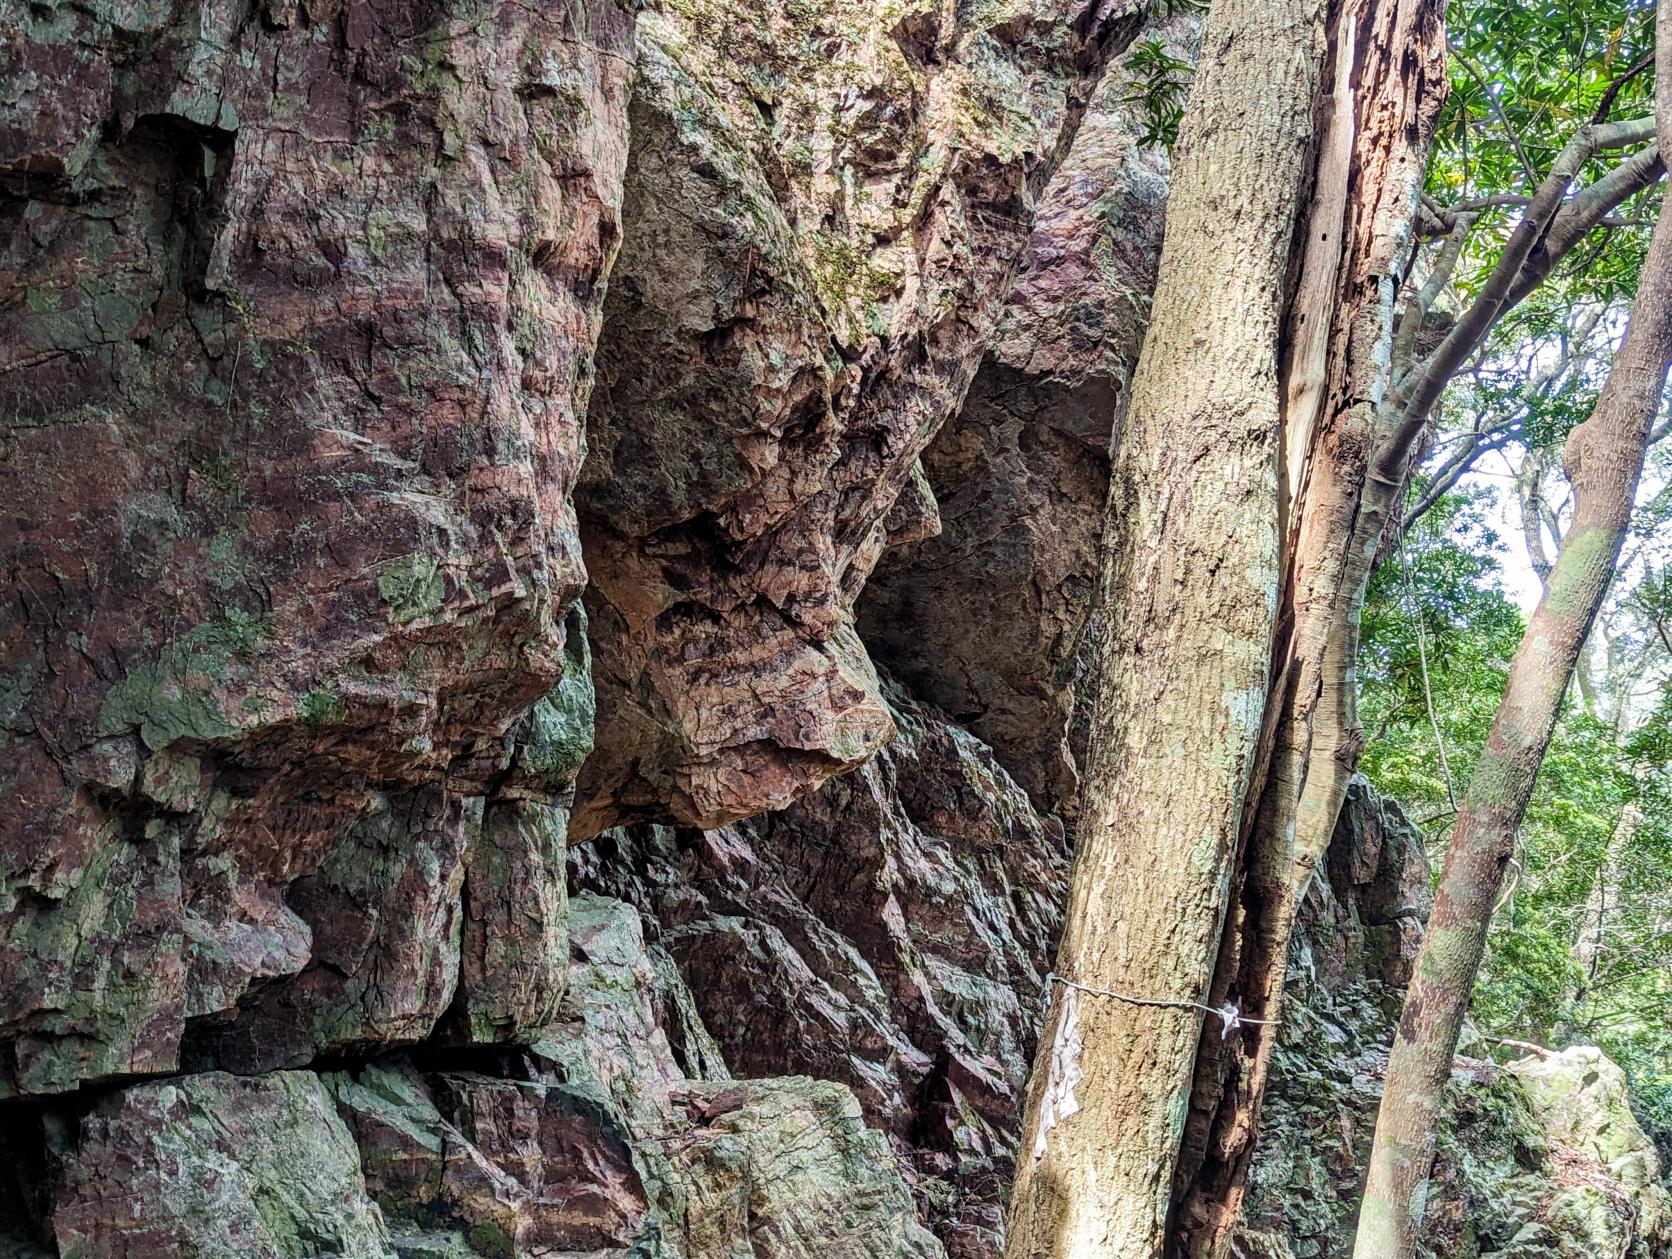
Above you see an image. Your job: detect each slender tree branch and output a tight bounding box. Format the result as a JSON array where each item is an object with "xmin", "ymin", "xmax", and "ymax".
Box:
[
  {"xmin": 1451, "ymin": 45, "xmax": 1539, "ymax": 187},
  {"xmin": 1398, "ymin": 540, "xmax": 1456, "ymax": 810},
  {"xmin": 1505, "ymin": 143, "xmax": 1666, "ymax": 308},
  {"xmin": 1380, "ymin": 120, "xmax": 1660, "ymax": 486},
  {"xmin": 1394, "ymin": 211, "xmax": 1477, "ymax": 373},
  {"xmin": 1401, "ymin": 425, "xmax": 1518, "ymax": 529},
  {"xmin": 1400, "ymin": 305, "xmax": 1604, "ymax": 534},
  {"xmin": 1589, "ymin": 48, "xmax": 1657, "ymax": 126}
]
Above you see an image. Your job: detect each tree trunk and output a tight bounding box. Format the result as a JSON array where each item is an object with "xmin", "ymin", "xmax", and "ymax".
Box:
[
  {"xmin": 1002, "ymin": 3, "xmax": 1329, "ymax": 1253},
  {"xmin": 1169, "ymin": 18, "xmax": 1672, "ymax": 1247},
  {"xmin": 1573, "ymin": 801, "xmax": 1641, "ymax": 1006},
  {"xmin": 1281, "ymin": 76, "xmax": 1667, "ymax": 923},
  {"xmin": 1352, "ymin": 28, "xmax": 1672, "ymax": 1252},
  {"xmin": 1167, "ymin": 4, "xmax": 1447, "ymax": 1252}
]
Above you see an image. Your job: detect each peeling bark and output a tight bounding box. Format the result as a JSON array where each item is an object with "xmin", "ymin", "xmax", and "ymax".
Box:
[{"xmin": 1168, "ymin": 3, "xmax": 1447, "ymax": 1253}]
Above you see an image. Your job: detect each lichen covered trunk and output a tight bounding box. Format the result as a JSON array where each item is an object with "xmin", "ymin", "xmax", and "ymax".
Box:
[
  {"xmin": 1168, "ymin": 3, "xmax": 1447, "ymax": 1251},
  {"xmin": 1003, "ymin": 2, "xmax": 1329, "ymax": 1253},
  {"xmin": 1352, "ymin": 41, "xmax": 1672, "ymax": 1250}
]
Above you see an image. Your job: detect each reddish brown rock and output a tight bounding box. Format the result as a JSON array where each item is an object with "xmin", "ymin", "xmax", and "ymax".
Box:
[
  {"xmin": 326, "ymin": 893, "xmax": 942, "ymax": 1259},
  {"xmin": 542, "ymin": 892, "xmax": 946, "ymax": 1259},
  {"xmin": 568, "ymin": 0, "xmax": 1150, "ymax": 840},
  {"xmin": 573, "ymin": 679, "xmax": 1068, "ymax": 1253},
  {"xmin": 0, "ymin": 0, "xmax": 630, "ymax": 1092},
  {"xmin": 180, "ymin": 788, "xmax": 476, "ymax": 1073},
  {"xmin": 858, "ymin": 70, "xmax": 1172, "ymax": 819},
  {"xmin": 332, "ymin": 1060, "xmax": 651, "ymax": 1256}
]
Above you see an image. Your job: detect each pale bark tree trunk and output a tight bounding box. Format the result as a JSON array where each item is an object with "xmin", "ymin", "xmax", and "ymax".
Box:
[
  {"xmin": 1352, "ymin": 25, "xmax": 1672, "ymax": 1252},
  {"xmin": 1003, "ymin": 3, "xmax": 1329, "ymax": 1253},
  {"xmin": 1168, "ymin": 5, "xmax": 1447, "ymax": 1251},
  {"xmin": 1172, "ymin": 21, "xmax": 1666, "ymax": 1256}
]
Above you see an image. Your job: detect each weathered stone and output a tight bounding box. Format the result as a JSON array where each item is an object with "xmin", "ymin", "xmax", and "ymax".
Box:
[
  {"xmin": 1508, "ymin": 1047, "xmax": 1670, "ymax": 1257},
  {"xmin": 49, "ymin": 1071, "xmax": 393, "ymax": 1258},
  {"xmin": 324, "ymin": 894, "xmax": 942, "ymax": 1259},
  {"xmin": 540, "ymin": 890, "xmax": 700, "ymax": 1128},
  {"xmin": 859, "ymin": 68, "xmax": 1171, "ymax": 818},
  {"xmin": 573, "ymin": 679, "xmax": 1064, "ymax": 1252},
  {"xmin": 446, "ymin": 605, "xmax": 596, "ymax": 1049},
  {"xmin": 1, "ymin": 0, "xmax": 633, "ymax": 1091},
  {"xmin": 180, "ymin": 788, "xmax": 474, "ymax": 1074},
  {"xmin": 667, "ymin": 1077, "xmax": 945, "ymax": 1259},
  {"xmin": 448, "ymin": 801, "xmax": 571, "ymax": 1049},
  {"xmin": 548, "ymin": 893, "xmax": 945, "ymax": 1259},
  {"xmin": 331, "ymin": 1060, "xmax": 652, "ymax": 1258},
  {"xmin": 1314, "ymin": 776, "xmax": 1434, "ymax": 993},
  {"xmin": 569, "ymin": 0, "xmax": 1149, "ymax": 839}
]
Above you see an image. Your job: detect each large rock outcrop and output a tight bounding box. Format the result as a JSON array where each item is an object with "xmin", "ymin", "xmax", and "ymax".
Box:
[
  {"xmin": 858, "ymin": 66, "xmax": 1171, "ymax": 817},
  {"xmin": 4, "ymin": 6, "xmax": 1157, "ymax": 1250},
  {"xmin": 573, "ymin": 677, "xmax": 1066, "ymax": 1255},
  {"xmin": 558, "ymin": 57, "xmax": 1182, "ymax": 1254},
  {"xmin": 568, "ymin": 0, "xmax": 1148, "ymax": 839},
  {"xmin": 2, "ymin": 6, "xmax": 1179, "ymax": 1249},
  {"xmin": 1, "ymin": 0, "xmax": 1145, "ymax": 1102},
  {"xmin": 2, "ymin": 0, "xmax": 628, "ymax": 1094},
  {"xmin": 2, "ymin": 889, "xmax": 945, "ymax": 1259}
]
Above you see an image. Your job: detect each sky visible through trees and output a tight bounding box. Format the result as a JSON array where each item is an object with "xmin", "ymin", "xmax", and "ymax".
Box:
[{"xmin": 1361, "ymin": 0, "xmax": 1672, "ymax": 1137}]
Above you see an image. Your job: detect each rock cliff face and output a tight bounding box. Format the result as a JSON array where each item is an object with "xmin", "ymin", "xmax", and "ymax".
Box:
[
  {"xmin": 569, "ymin": 0, "xmax": 1147, "ymax": 840},
  {"xmin": 1, "ymin": 0, "xmax": 1137, "ymax": 1090},
  {"xmin": 3, "ymin": 0, "xmax": 630, "ymax": 1096},
  {"xmin": 858, "ymin": 71, "xmax": 1170, "ymax": 817},
  {"xmin": 1, "ymin": 0, "xmax": 1147, "ymax": 1253},
  {"xmin": 4, "ymin": 4, "xmax": 1667, "ymax": 1258}
]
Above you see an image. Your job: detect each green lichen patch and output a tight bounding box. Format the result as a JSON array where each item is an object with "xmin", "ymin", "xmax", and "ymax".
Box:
[
  {"xmin": 96, "ymin": 610, "xmax": 273, "ymax": 750},
  {"xmin": 378, "ymin": 554, "xmax": 447, "ymax": 623},
  {"xmin": 300, "ymin": 690, "xmax": 350, "ymax": 726}
]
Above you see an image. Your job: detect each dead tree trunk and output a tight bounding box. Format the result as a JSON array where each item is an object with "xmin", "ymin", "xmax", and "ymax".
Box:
[{"xmin": 1352, "ymin": 25, "xmax": 1672, "ymax": 1252}]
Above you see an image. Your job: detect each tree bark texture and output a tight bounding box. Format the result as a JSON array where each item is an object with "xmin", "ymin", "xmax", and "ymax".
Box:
[
  {"xmin": 1294, "ymin": 100, "xmax": 1668, "ymax": 910},
  {"xmin": 1352, "ymin": 25, "xmax": 1672, "ymax": 1253},
  {"xmin": 1003, "ymin": 3, "xmax": 1329, "ymax": 1255},
  {"xmin": 1167, "ymin": 3, "xmax": 1447, "ymax": 1253}
]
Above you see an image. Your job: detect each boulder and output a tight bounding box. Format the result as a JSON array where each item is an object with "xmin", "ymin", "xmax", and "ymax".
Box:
[{"xmin": 48, "ymin": 1071, "xmax": 393, "ymax": 1259}]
